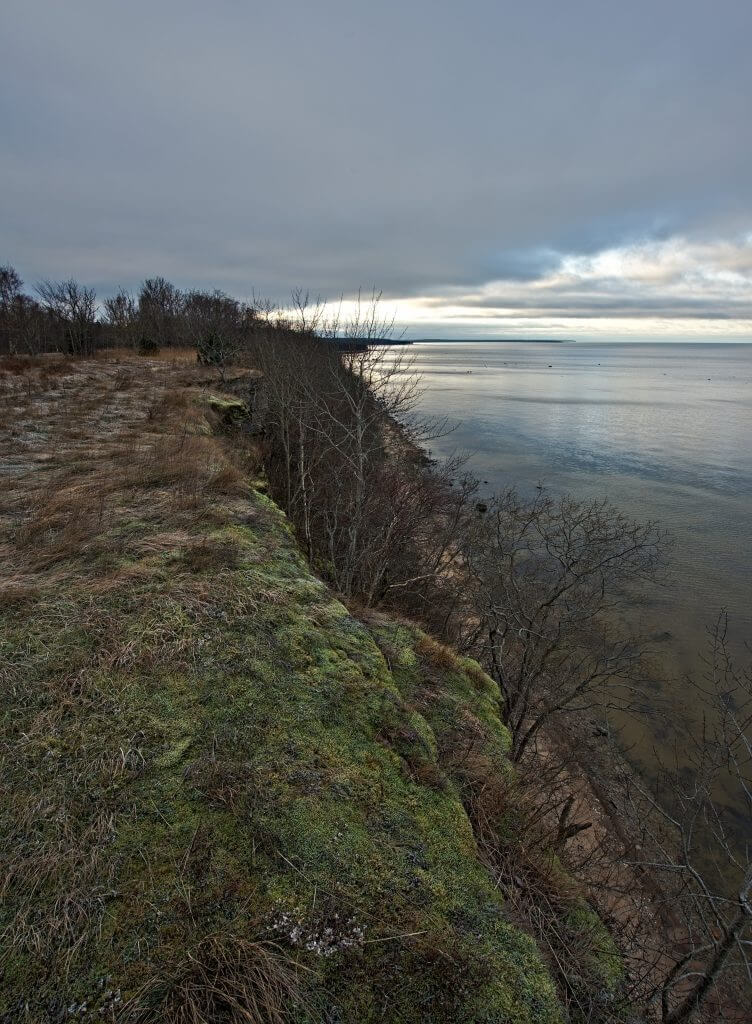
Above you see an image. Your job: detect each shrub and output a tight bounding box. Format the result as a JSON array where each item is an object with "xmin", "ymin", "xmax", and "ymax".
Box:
[
  {"xmin": 137, "ymin": 333, "xmax": 160, "ymax": 356},
  {"xmin": 196, "ymin": 331, "xmax": 225, "ymax": 366}
]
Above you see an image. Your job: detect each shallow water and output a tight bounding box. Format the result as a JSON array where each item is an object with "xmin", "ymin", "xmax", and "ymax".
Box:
[{"xmin": 406, "ymin": 341, "xmax": 752, "ymax": 765}]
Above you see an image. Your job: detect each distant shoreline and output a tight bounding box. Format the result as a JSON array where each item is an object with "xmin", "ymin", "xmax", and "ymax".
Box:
[{"xmin": 409, "ymin": 342, "xmax": 573, "ymax": 350}]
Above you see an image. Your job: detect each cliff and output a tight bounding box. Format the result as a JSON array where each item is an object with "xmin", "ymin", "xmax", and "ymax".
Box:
[{"xmin": 0, "ymin": 354, "xmax": 567, "ymax": 1022}]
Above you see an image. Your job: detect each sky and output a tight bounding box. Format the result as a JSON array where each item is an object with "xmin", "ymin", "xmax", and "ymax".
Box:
[{"xmin": 1, "ymin": 0, "xmax": 751, "ymax": 340}]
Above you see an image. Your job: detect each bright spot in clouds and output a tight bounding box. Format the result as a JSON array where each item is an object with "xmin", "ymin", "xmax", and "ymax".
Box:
[{"xmin": 376, "ymin": 236, "xmax": 752, "ymax": 339}]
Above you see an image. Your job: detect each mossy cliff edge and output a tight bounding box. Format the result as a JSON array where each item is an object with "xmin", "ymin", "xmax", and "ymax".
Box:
[{"xmin": 0, "ymin": 359, "xmax": 562, "ymax": 1022}]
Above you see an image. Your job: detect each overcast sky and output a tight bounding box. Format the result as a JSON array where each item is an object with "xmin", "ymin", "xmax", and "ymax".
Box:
[{"xmin": 2, "ymin": 0, "xmax": 751, "ymax": 338}]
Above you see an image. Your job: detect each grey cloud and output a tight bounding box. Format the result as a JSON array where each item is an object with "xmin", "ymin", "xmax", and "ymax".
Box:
[{"xmin": 1, "ymin": 0, "xmax": 751, "ymax": 331}]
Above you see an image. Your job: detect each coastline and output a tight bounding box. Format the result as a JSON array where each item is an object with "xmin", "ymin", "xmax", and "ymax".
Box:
[{"xmin": 383, "ymin": 401, "xmax": 686, "ymax": 1006}]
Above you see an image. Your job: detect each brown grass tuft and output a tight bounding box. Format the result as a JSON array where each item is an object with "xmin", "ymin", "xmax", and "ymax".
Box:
[
  {"xmin": 406, "ymin": 755, "xmax": 447, "ymax": 791},
  {"xmin": 0, "ymin": 353, "xmax": 68, "ymax": 375},
  {"xmin": 127, "ymin": 934, "xmax": 308, "ymax": 1024},
  {"xmin": 464, "ymin": 659, "xmax": 491, "ymax": 692},
  {"xmin": 93, "ymin": 346, "xmax": 197, "ymax": 364},
  {"xmin": 179, "ymin": 537, "xmax": 243, "ymax": 573},
  {"xmin": 0, "ymin": 581, "xmax": 41, "ymax": 610},
  {"xmin": 206, "ymin": 462, "xmax": 249, "ymax": 496},
  {"xmin": 415, "ymin": 632, "xmax": 461, "ymax": 673}
]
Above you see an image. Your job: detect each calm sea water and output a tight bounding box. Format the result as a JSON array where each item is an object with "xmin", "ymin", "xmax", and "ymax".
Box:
[{"xmin": 407, "ymin": 341, "xmax": 752, "ymax": 755}]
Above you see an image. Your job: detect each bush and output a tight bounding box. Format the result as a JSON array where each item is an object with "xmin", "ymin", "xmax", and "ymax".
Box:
[
  {"xmin": 137, "ymin": 334, "xmax": 160, "ymax": 356},
  {"xmin": 196, "ymin": 331, "xmax": 225, "ymax": 366}
]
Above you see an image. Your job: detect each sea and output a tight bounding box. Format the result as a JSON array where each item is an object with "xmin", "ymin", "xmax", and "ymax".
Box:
[{"xmin": 405, "ymin": 340, "xmax": 752, "ymax": 774}]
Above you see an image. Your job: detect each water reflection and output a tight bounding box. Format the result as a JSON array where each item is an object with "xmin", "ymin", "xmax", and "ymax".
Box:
[{"xmin": 405, "ymin": 341, "xmax": 752, "ymax": 771}]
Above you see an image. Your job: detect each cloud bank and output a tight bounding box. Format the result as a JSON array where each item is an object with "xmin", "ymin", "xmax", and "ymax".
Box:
[{"xmin": 389, "ymin": 236, "xmax": 752, "ymax": 338}]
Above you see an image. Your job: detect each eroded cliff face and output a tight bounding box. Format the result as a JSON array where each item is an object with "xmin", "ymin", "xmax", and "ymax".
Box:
[{"xmin": 0, "ymin": 356, "xmax": 562, "ymax": 1022}]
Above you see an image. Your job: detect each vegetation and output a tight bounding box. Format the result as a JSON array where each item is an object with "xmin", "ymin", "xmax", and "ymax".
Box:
[
  {"xmin": 1, "ymin": 264, "xmax": 749, "ymax": 1021},
  {"xmin": 461, "ymin": 488, "xmax": 666, "ymax": 762},
  {"xmin": 0, "ymin": 355, "xmax": 562, "ymax": 1022}
]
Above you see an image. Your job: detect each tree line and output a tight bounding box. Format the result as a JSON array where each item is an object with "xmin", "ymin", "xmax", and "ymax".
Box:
[{"xmin": 0, "ymin": 264, "xmax": 289, "ymax": 359}]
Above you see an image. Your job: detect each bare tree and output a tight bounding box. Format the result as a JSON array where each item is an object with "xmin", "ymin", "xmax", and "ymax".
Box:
[
  {"xmin": 35, "ymin": 278, "xmax": 97, "ymax": 355},
  {"xmin": 184, "ymin": 289, "xmax": 246, "ymax": 371},
  {"xmin": 138, "ymin": 277, "xmax": 182, "ymax": 349},
  {"xmin": 250, "ymin": 325, "xmax": 334, "ymax": 558},
  {"xmin": 289, "ymin": 287, "xmax": 327, "ymax": 337},
  {"xmin": 0, "ymin": 264, "xmax": 22, "ymax": 311},
  {"xmin": 0, "ymin": 265, "xmax": 24, "ymax": 353},
  {"xmin": 311, "ymin": 342, "xmax": 422, "ymax": 597},
  {"xmin": 626, "ymin": 614, "xmax": 752, "ymax": 1023},
  {"xmin": 463, "ymin": 488, "xmax": 667, "ymax": 761},
  {"xmin": 12, "ymin": 295, "xmax": 48, "ymax": 355},
  {"xmin": 246, "ymin": 292, "xmax": 469, "ymax": 611},
  {"xmin": 1, "ymin": 265, "xmax": 65, "ymax": 355},
  {"xmin": 103, "ymin": 288, "xmax": 138, "ymax": 347}
]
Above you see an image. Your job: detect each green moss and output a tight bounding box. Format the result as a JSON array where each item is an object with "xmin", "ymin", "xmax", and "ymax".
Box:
[
  {"xmin": 368, "ymin": 621, "xmax": 513, "ymax": 775},
  {"xmin": 1, "ymin": 439, "xmax": 565, "ymax": 1022},
  {"xmin": 154, "ymin": 734, "xmax": 193, "ymax": 767},
  {"xmin": 207, "ymin": 393, "xmax": 249, "ymax": 424},
  {"xmin": 366, "ymin": 621, "xmax": 626, "ymax": 1021},
  {"xmin": 565, "ymin": 902, "xmax": 624, "ymax": 994}
]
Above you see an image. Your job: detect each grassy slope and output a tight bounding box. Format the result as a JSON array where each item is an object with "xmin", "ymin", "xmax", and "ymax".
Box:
[{"xmin": 0, "ymin": 355, "xmax": 562, "ymax": 1023}]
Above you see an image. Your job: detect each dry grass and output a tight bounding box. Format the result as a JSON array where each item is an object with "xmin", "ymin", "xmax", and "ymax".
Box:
[
  {"xmin": 179, "ymin": 537, "xmax": 243, "ymax": 573},
  {"xmin": 414, "ymin": 631, "xmax": 461, "ymax": 673},
  {"xmin": 456, "ymin": 741, "xmax": 628, "ymax": 1018},
  {"xmin": 0, "ymin": 351, "xmax": 259, "ymax": 585},
  {"xmin": 0, "ymin": 353, "xmax": 70, "ymax": 376},
  {"xmin": 0, "ymin": 348, "xmax": 582, "ymax": 1024},
  {"xmin": 0, "ymin": 579, "xmax": 40, "ymax": 610},
  {"xmin": 93, "ymin": 345, "xmax": 198, "ymax": 364},
  {"xmin": 0, "ymin": 352, "xmax": 269, "ymax": 1004},
  {"xmin": 127, "ymin": 935, "xmax": 309, "ymax": 1024}
]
